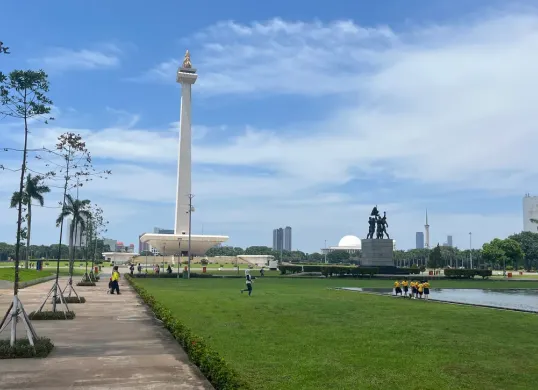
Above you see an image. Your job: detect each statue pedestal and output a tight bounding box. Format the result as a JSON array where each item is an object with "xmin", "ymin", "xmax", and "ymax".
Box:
[{"xmin": 361, "ymin": 239, "xmax": 394, "ymax": 267}]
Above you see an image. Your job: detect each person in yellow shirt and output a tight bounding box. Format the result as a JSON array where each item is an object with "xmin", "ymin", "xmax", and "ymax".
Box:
[
  {"xmin": 110, "ymin": 266, "xmax": 121, "ymax": 295},
  {"xmin": 401, "ymin": 279, "xmax": 409, "ymax": 297},
  {"xmin": 393, "ymin": 280, "xmax": 402, "ymax": 296},
  {"xmin": 423, "ymin": 281, "xmax": 431, "ymax": 300},
  {"xmin": 417, "ymin": 281, "xmax": 424, "ymax": 299},
  {"xmin": 410, "ymin": 281, "xmax": 417, "ymax": 299}
]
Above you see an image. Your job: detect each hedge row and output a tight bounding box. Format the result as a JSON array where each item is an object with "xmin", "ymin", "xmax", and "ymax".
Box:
[
  {"xmin": 444, "ymin": 269, "xmax": 492, "ymax": 279},
  {"xmin": 54, "ymin": 296, "xmax": 86, "ymax": 304},
  {"xmin": 29, "ymin": 310, "xmax": 76, "ymax": 320},
  {"xmin": 125, "ymin": 275, "xmax": 249, "ymax": 390},
  {"xmin": 279, "ymin": 265, "xmax": 420, "ymax": 276},
  {"xmin": 130, "ymin": 272, "xmax": 216, "ymax": 279},
  {"xmin": 0, "ymin": 338, "xmax": 54, "ymax": 359}
]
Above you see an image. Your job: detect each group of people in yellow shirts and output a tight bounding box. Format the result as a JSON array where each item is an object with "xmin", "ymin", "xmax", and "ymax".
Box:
[{"xmin": 393, "ymin": 279, "xmax": 431, "ymax": 299}]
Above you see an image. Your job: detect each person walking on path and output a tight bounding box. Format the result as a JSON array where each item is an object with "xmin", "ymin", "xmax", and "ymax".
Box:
[
  {"xmin": 240, "ymin": 270, "xmax": 254, "ymax": 296},
  {"xmin": 110, "ymin": 266, "xmax": 121, "ymax": 295}
]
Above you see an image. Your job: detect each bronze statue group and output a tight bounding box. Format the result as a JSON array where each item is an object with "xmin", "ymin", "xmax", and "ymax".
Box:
[{"xmin": 367, "ymin": 206, "xmax": 390, "ymax": 239}]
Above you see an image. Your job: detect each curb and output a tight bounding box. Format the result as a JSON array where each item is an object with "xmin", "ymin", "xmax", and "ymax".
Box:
[{"xmin": 6, "ymin": 274, "xmax": 57, "ymax": 289}]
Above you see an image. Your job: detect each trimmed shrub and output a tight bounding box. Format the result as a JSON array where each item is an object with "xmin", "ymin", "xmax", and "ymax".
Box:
[
  {"xmin": 444, "ymin": 269, "xmax": 492, "ymax": 279},
  {"xmin": 0, "ymin": 338, "xmax": 54, "ymax": 359},
  {"xmin": 29, "ymin": 310, "xmax": 76, "ymax": 320},
  {"xmin": 54, "ymin": 296, "xmax": 86, "ymax": 304},
  {"xmin": 77, "ymin": 281, "xmax": 96, "ymax": 287},
  {"xmin": 125, "ymin": 275, "xmax": 249, "ymax": 389}
]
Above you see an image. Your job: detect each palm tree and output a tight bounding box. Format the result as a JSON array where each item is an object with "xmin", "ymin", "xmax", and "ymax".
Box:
[
  {"xmin": 56, "ymin": 194, "xmax": 91, "ymax": 276},
  {"xmin": 10, "ymin": 174, "xmax": 50, "ymax": 269}
]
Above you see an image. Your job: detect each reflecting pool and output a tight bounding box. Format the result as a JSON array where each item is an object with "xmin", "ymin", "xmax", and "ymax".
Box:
[{"xmin": 337, "ymin": 287, "xmax": 538, "ymax": 313}]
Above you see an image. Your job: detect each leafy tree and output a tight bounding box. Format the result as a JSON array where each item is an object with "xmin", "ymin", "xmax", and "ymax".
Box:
[
  {"xmin": 530, "ymin": 218, "xmax": 538, "ymax": 231},
  {"xmin": 509, "ymin": 231, "xmax": 538, "ymax": 270},
  {"xmin": 428, "ymin": 244, "xmax": 443, "ymax": 269},
  {"xmin": 482, "ymin": 239, "xmax": 508, "ymax": 269},
  {"xmin": 0, "ymin": 69, "xmax": 54, "ymax": 343},
  {"xmin": 43, "ymin": 132, "xmax": 110, "ymax": 311},
  {"xmin": 56, "ymin": 194, "xmax": 91, "ymax": 276},
  {"xmin": 327, "ymin": 250, "xmax": 350, "ymax": 263},
  {"xmin": 0, "ymin": 41, "xmax": 8, "ymax": 55},
  {"xmin": 9, "ymin": 174, "xmax": 50, "ymax": 269},
  {"xmin": 499, "ymin": 238, "xmax": 525, "ymax": 270}
]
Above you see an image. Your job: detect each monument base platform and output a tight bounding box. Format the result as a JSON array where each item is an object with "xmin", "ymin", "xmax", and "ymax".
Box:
[
  {"xmin": 140, "ymin": 233, "xmax": 229, "ymax": 256},
  {"xmin": 361, "ymin": 239, "xmax": 394, "ymax": 267}
]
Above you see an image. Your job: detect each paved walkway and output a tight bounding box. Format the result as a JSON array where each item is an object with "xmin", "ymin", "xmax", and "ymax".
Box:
[{"xmin": 0, "ymin": 276, "xmax": 213, "ymax": 389}]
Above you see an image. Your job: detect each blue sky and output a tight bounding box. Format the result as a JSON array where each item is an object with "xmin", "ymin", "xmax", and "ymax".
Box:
[{"xmin": 1, "ymin": 0, "xmax": 538, "ymax": 252}]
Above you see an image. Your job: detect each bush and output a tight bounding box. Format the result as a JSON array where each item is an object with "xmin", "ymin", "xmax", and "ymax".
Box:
[
  {"xmin": 54, "ymin": 296, "xmax": 86, "ymax": 304},
  {"xmin": 444, "ymin": 269, "xmax": 492, "ymax": 279},
  {"xmin": 77, "ymin": 281, "xmax": 96, "ymax": 287},
  {"xmin": 0, "ymin": 338, "xmax": 54, "ymax": 359},
  {"xmin": 200, "ymin": 258, "xmax": 209, "ymax": 265},
  {"xmin": 125, "ymin": 275, "xmax": 249, "ymax": 389},
  {"xmin": 29, "ymin": 310, "xmax": 76, "ymax": 320}
]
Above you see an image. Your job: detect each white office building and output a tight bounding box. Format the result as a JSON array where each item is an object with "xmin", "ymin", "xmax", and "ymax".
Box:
[{"xmin": 523, "ymin": 194, "xmax": 538, "ymax": 232}]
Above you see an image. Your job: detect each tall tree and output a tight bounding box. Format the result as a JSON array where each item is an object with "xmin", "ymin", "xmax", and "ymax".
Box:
[
  {"xmin": 40, "ymin": 132, "xmax": 111, "ymax": 312},
  {"xmin": 0, "ymin": 69, "xmax": 53, "ymax": 345},
  {"xmin": 9, "ymin": 174, "xmax": 50, "ymax": 268},
  {"xmin": 56, "ymin": 194, "xmax": 91, "ymax": 276}
]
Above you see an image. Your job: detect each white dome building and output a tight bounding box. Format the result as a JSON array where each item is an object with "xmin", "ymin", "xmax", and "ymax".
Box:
[
  {"xmin": 321, "ymin": 235, "xmax": 362, "ymax": 255},
  {"xmin": 337, "ymin": 235, "xmax": 362, "ymax": 249}
]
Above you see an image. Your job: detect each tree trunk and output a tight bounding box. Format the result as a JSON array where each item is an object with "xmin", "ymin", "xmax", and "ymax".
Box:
[
  {"xmin": 25, "ymin": 202, "xmax": 31, "ymax": 269},
  {"xmin": 69, "ymin": 220, "xmax": 77, "ymax": 276}
]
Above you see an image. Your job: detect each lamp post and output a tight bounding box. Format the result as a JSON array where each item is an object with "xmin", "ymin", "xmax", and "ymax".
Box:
[
  {"xmin": 177, "ymin": 240, "xmax": 181, "ymax": 279},
  {"xmin": 187, "ymin": 194, "xmax": 194, "ymax": 279},
  {"xmin": 469, "ymin": 232, "xmax": 473, "ymax": 269}
]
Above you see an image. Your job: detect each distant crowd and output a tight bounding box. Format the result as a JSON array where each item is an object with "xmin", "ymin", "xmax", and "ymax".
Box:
[{"xmin": 393, "ymin": 279, "xmax": 431, "ymax": 299}]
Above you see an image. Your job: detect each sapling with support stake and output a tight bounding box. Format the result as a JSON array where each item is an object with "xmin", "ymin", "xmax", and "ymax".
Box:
[
  {"xmin": 0, "ymin": 68, "xmax": 54, "ymax": 345},
  {"xmin": 33, "ymin": 132, "xmax": 111, "ymax": 315}
]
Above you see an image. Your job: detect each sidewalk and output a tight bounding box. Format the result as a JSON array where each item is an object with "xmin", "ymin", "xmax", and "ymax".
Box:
[{"xmin": 0, "ymin": 276, "xmax": 213, "ymax": 389}]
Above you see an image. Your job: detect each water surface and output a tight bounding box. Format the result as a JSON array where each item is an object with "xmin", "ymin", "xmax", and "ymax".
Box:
[{"xmin": 338, "ymin": 287, "xmax": 538, "ymax": 313}]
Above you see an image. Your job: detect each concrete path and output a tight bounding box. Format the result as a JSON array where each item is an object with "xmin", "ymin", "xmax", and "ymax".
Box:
[{"xmin": 0, "ymin": 276, "xmax": 213, "ymax": 390}]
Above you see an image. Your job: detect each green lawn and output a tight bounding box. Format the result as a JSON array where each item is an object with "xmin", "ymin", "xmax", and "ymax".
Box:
[
  {"xmin": 135, "ymin": 277, "xmax": 538, "ymax": 390},
  {"xmin": 0, "ymin": 268, "xmax": 53, "ymax": 282}
]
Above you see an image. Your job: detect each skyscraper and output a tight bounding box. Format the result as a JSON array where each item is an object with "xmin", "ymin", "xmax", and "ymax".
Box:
[
  {"xmin": 272, "ymin": 228, "xmax": 284, "ymax": 251},
  {"xmin": 284, "ymin": 226, "xmax": 292, "ymax": 251},
  {"xmin": 415, "ymin": 232, "xmax": 424, "ymax": 249},
  {"xmin": 447, "ymin": 235, "xmax": 453, "ymax": 247}
]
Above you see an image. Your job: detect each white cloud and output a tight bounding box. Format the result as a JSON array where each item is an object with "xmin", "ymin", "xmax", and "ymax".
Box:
[
  {"xmin": 29, "ymin": 45, "xmax": 122, "ymax": 71},
  {"xmin": 3, "ymin": 10, "xmax": 538, "ymax": 251}
]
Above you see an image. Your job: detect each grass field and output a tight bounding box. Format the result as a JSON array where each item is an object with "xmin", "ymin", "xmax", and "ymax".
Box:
[
  {"xmin": 135, "ymin": 277, "xmax": 538, "ymax": 390},
  {"xmin": 0, "ymin": 268, "xmax": 53, "ymax": 282}
]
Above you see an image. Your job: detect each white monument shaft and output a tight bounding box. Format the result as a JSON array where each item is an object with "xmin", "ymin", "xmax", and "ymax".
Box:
[
  {"xmin": 140, "ymin": 51, "xmax": 228, "ymax": 256},
  {"xmin": 175, "ymin": 74, "xmax": 196, "ymax": 234}
]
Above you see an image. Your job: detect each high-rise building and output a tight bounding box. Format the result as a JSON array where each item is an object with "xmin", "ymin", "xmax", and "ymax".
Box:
[
  {"xmin": 102, "ymin": 238, "xmax": 116, "ymax": 252},
  {"xmin": 424, "ymin": 209, "xmax": 430, "ymax": 249},
  {"xmin": 284, "ymin": 226, "xmax": 292, "ymax": 251},
  {"xmin": 139, "ymin": 234, "xmax": 150, "ymax": 253},
  {"xmin": 272, "ymin": 228, "xmax": 284, "ymax": 251},
  {"xmin": 447, "ymin": 235, "xmax": 453, "ymax": 247},
  {"xmin": 523, "ymin": 194, "xmax": 538, "ymax": 232},
  {"xmin": 415, "ymin": 232, "xmax": 424, "ymax": 249}
]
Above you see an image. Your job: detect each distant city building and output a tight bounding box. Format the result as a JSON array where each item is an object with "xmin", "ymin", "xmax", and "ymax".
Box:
[
  {"xmin": 153, "ymin": 227, "xmax": 174, "ymax": 234},
  {"xmin": 284, "ymin": 226, "xmax": 292, "ymax": 251},
  {"xmin": 415, "ymin": 232, "xmax": 424, "ymax": 249},
  {"xmin": 447, "ymin": 235, "xmax": 453, "ymax": 247},
  {"xmin": 523, "ymin": 194, "xmax": 538, "ymax": 232},
  {"xmin": 272, "ymin": 228, "xmax": 284, "ymax": 251},
  {"xmin": 102, "ymin": 238, "xmax": 117, "ymax": 252}
]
